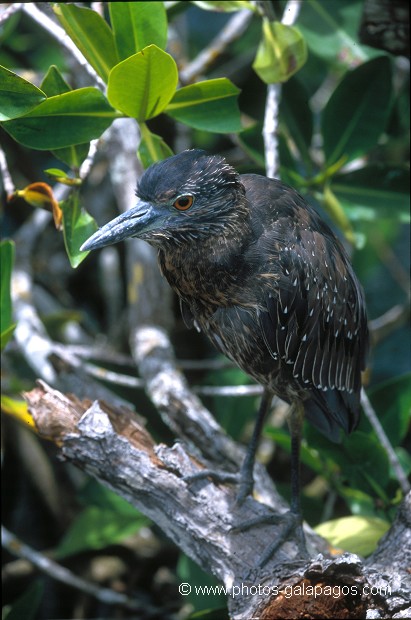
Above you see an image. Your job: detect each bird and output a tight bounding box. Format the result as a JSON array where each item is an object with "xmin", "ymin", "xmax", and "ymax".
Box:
[{"xmin": 81, "ymin": 149, "xmax": 369, "ymax": 542}]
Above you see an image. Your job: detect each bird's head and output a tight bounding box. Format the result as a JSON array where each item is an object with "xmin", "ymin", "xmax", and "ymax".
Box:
[{"xmin": 80, "ymin": 149, "xmax": 245, "ymax": 252}]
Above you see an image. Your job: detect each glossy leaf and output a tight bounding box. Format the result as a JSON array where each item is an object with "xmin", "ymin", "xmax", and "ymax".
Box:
[
  {"xmin": 165, "ymin": 78, "xmax": 242, "ymax": 133},
  {"xmin": 2, "ymin": 88, "xmax": 117, "ymax": 150},
  {"xmin": 39, "ymin": 67, "xmax": 91, "ymax": 167},
  {"xmin": 107, "ymin": 45, "xmax": 178, "ymax": 120},
  {"xmin": 0, "ymin": 240, "xmax": 16, "ymax": 350},
  {"xmin": 298, "ymin": 0, "xmax": 376, "ymax": 65},
  {"xmin": 315, "ymin": 516, "xmax": 390, "ymax": 556},
  {"xmin": 322, "ymin": 56, "xmax": 393, "ymax": 166},
  {"xmin": 40, "ymin": 65, "xmax": 71, "ymax": 96},
  {"xmin": 109, "ymin": 1, "xmax": 167, "ymax": 59},
  {"xmin": 53, "ymin": 3, "xmax": 118, "ymax": 82},
  {"xmin": 61, "ymin": 193, "xmax": 98, "ymax": 268},
  {"xmin": 138, "ymin": 123, "xmax": 174, "ymax": 168},
  {"xmin": 253, "ymin": 20, "xmax": 307, "ymax": 84},
  {"xmin": 0, "ymin": 65, "xmax": 45, "ymax": 120}
]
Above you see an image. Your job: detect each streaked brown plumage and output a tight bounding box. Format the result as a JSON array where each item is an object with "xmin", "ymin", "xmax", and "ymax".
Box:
[{"xmin": 81, "ymin": 149, "xmax": 369, "ymax": 525}]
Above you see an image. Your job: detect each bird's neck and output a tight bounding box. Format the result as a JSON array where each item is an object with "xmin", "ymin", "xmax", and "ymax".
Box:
[{"xmin": 157, "ymin": 204, "xmax": 252, "ymax": 310}]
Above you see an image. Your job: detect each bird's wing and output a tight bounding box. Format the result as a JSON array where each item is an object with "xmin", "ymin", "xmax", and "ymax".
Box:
[{"xmin": 259, "ymin": 227, "xmax": 368, "ymax": 395}]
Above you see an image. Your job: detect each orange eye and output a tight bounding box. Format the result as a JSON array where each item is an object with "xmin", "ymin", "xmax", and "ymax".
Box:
[{"xmin": 173, "ymin": 195, "xmax": 194, "ymax": 211}]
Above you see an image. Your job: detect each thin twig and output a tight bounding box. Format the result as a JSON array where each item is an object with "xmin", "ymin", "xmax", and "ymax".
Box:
[
  {"xmin": 369, "ymin": 302, "xmax": 410, "ymax": 344},
  {"xmin": 0, "ymin": 3, "xmax": 23, "ymax": 25},
  {"xmin": 0, "ymin": 145, "xmax": 15, "ymax": 195},
  {"xmin": 361, "ymin": 389, "xmax": 410, "ymax": 495},
  {"xmin": 1, "ymin": 525, "xmax": 140, "ymax": 611},
  {"xmin": 22, "ymin": 3, "xmax": 105, "ymax": 91},
  {"xmin": 261, "ymin": 0, "xmax": 302, "ymax": 178},
  {"xmin": 179, "ymin": 9, "xmax": 254, "ymax": 84}
]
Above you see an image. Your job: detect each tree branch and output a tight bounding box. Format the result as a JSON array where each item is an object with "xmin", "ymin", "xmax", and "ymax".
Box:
[{"xmin": 23, "ymin": 381, "xmax": 411, "ymax": 619}]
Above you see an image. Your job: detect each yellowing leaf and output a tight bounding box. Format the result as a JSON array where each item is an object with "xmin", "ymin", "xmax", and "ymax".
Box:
[
  {"xmin": 253, "ymin": 20, "xmax": 307, "ymax": 84},
  {"xmin": 315, "ymin": 515, "xmax": 390, "ymax": 557},
  {"xmin": 9, "ymin": 182, "xmax": 63, "ymax": 230},
  {"xmin": 1, "ymin": 395, "xmax": 36, "ymax": 429}
]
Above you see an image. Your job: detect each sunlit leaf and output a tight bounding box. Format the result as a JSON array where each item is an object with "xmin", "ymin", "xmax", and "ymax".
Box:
[
  {"xmin": 107, "ymin": 45, "xmax": 178, "ymax": 120},
  {"xmin": 166, "ymin": 78, "xmax": 242, "ymax": 133},
  {"xmin": 109, "ymin": 1, "xmax": 168, "ymax": 58},
  {"xmin": 0, "ymin": 65, "xmax": 45, "ymax": 120},
  {"xmin": 253, "ymin": 20, "xmax": 307, "ymax": 84},
  {"xmin": 44, "ymin": 169, "xmax": 82, "ymax": 186},
  {"xmin": 54, "ymin": 3, "xmax": 118, "ymax": 82},
  {"xmin": 315, "ymin": 515, "xmax": 390, "ymax": 556}
]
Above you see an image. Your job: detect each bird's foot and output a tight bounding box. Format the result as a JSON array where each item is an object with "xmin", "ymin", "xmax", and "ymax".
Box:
[{"xmin": 231, "ymin": 509, "xmax": 307, "ymax": 567}]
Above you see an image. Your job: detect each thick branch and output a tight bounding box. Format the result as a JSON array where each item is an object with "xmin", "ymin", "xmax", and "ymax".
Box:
[{"xmin": 24, "ymin": 381, "xmax": 411, "ymax": 619}]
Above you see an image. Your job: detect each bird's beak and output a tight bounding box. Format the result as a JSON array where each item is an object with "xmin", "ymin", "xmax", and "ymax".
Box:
[{"xmin": 80, "ymin": 200, "xmax": 158, "ymax": 252}]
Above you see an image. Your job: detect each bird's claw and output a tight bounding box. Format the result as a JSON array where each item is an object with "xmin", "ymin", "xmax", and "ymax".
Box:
[{"xmin": 231, "ymin": 509, "xmax": 307, "ymax": 567}]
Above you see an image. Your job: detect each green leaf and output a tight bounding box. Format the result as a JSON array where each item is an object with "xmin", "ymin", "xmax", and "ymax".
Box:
[
  {"xmin": 109, "ymin": 1, "xmax": 168, "ymax": 59},
  {"xmin": 0, "ymin": 65, "xmax": 46, "ymax": 120},
  {"xmin": 52, "ymin": 144, "xmax": 91, "ymax": 169},
  {"xmin": 55, "ymin": 505, "xmax": 149, "ymax": 558},
  {"xmin": 298, "ymin": 0, "xmax": 376, "ymax": 65},
  {"xmin": 1, "ymin": 240, "xmax": 15, "ymax": 350},
  {"xmin": 315, "ymin": 516, "xmax": 390, "ymax": 556},
  {"xmin": 252, "ymin": 20, "xmax": 307, "ymax": 84},
  {"xmin": 3, "ymin": 581, "xmax": 44, "ymax": 620},
  {"xmin": 40, "ymin": 65, "xmax": 71, "ymax": 96},
  {"xmin": 2, "ymin": 88, "xmax": 117, "ymax": 150},
  {"xmin": 265, "ymin": 426, "xmax": 325, "ymax": 476},
  {"xmin": 305, "ymin": 428, "xmax": 391, "ymax": 498},
  {"xmin": 138, "ymin": 123, "xmax": 174, "ymax": 168},
  {"xmin": 53, "ymin": 3, "xmax": 118, "ymax": 82},
  {"xmin": 107, "ymin": 45, "xmax": 178, "ymax": 120},
  {"xmin": 331, "ymin": 165, "xmax": 410, "ymax": 222},
  {"xmin": 38, "ymin": 67, "xmax": 91, "ymax": 167},
  {"xmin": 322, "ymin": 56, "xmax": 393, "ymax": 166},
  {"xmin": 165, "ymin": 78, "xmax": 242, "ymax": 133},
  {"xmin": 61, "ymin": 192, "xmax": 98, "ymax": 268},
  {"xmin": 367, "ymin": 374, "xmax": 411, "ymax": 447}
]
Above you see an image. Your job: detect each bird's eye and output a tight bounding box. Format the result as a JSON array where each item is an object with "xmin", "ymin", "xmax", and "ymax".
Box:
[{"xmin": 173, "ymin": 195, "xmax": 194, "ymax": 211}]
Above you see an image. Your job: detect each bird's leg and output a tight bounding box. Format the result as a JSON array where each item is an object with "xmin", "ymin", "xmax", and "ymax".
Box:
[
  {"xmin": 231, "ymin": 400, "xmax": 307, "ymax": 566},
  {"xmin": 184, "ymin": 389, "xmax": 273, "ymax": 500},
  {"xmin": 236, "ymin": 388, "xmax": 273, "ymax": 504}
]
